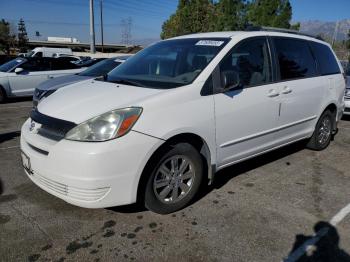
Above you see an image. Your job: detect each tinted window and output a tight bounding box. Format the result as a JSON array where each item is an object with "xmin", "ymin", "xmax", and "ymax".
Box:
[
  {"xmin": 310, "ymin": 42, "xmax": 340, "ymax": 76},
  {"xmin": 51, "ymin": 58, "xmax": 79, "ymax": 70},
  {"xmin": 219, "ymin": 37, "xmax": 272, "ymax": 88},
  {"xmin": 274, "ymin": 38, "xmax": 317, "ymax": 81},
  {"xmin": 107, "ymin": 38, "xmax": 229, "ymax": 89},
  {"xmin": 34, "ymin": 52, "xmax": 43, "ymax": 57},
  {"xmin": 20, "ymin": 58, "xmax": 51, "ymax": 72},
  {"xmin": 79, "ymin": 58, "xmax": 120, "ymax": 77}
]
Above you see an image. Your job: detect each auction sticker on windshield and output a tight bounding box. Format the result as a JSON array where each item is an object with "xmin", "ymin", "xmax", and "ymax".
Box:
[{"xmin": 195, "ymin": 40, "xmax": 225, "ymax": 46}]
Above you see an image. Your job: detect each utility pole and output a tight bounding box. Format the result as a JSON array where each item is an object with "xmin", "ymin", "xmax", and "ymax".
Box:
[
  {"xmin": 100, "ymin": 0, "xmax": 104, "ymax": 53},
  {"xmin": 89, "ymin": 0, "xmax": 96, "ymax": 53},
  {"xmin": 332, "ymin": 20, "xmax": 339, "ymax": 47}
]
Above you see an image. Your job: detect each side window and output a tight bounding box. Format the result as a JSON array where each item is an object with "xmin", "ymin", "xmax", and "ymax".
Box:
[
  {"xmin": 20, "ymin": 59, "xmax": 50, "ymax": 72},
  {"xmin": 219, "ymin": 37, "xmax": 272, "ymax": 88},
  {"xmin": 51, "ymin": 58, "xmax": 78, "ymax": 70},
  {"xmin": 274, "ymin": 38, "xmax": 317, "ymax": 81},
  {"xmin": 20, "ymin": 60, "xmax": 38, "ymax": 71},
  {"xmin": 34, "ymin": 52, "xmax": 43, "ymax": 58},
  {"xmin": 310, "ymin": 42, "xmax": 340, "ymax": 76}
]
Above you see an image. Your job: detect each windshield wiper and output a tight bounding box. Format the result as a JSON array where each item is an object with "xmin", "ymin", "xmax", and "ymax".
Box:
[{"xmin": 110, "ymin": 78, "xmax": 145, "ymax": 87}]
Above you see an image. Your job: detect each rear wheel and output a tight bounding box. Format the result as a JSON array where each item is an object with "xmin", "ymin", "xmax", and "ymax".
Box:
[
  {"xmin": 144, "ymin": 143, "xmax": 203, "ymax": 214},
  {"xmin": 307, "ymin": 110, "xmax": 334, "ymax": 151}
]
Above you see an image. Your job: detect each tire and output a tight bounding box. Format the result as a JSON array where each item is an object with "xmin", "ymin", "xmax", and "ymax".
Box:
[
  {"xmin": 0, "ymin": 87, "xmax": 6, "ymax": 103},
  {"xmin": 144, "ymin": 143, "xmax": 203, "ymax": 214},
  {"xmin": 306, "ymin": 110, "xmax": 334, "ymax": 151}
]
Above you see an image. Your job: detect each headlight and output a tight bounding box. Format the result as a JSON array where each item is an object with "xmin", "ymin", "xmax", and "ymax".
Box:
[{"xmin": 65, "ymin": 107, "xmax": 142, "ymax": 142}]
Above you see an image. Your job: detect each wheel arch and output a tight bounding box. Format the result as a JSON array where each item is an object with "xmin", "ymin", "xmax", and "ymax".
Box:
[
  {"xmin": 321, "ymin": 103, "xmax": 338, "ymax": 130},
  {"xmin": 136, "ymin": 132, "xmax": 214, "ymax": 203}
]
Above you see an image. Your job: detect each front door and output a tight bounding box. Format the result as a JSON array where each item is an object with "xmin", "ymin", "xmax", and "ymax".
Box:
[
  {"xmin": 214, "ymin": 37, "xmax": 280, "ymax": 167},
  {"xmin": 8, "ymin": 58, "xmax": 51, "ymax": 96}
]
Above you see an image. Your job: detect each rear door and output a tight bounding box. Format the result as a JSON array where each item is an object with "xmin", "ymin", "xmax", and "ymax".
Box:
[
  {"xmin": 271, "ymin": 37, "xmax": 321, "ymax": 143},
  {"xmin": 8, "ymin": 58, "xmax": 52, "ymax": 96},
  {"xmin": 214, "ymin": 37, "xmax": 281, "ymax": 167}
]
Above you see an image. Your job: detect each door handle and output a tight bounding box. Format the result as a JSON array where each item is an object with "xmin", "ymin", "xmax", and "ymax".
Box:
[
  {"xmin": 267, "ymin": 89, "xmax": 280, "ymax": 97},
  {"xmin": 281, "ymin": 86, "xmax": 292, "ymax": 94},
  {"xmin": 47, "ymin": 75, "xmax": 54, "ymax": 79}
]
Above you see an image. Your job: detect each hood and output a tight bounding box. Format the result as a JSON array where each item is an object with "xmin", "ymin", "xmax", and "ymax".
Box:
[
  {"xmin": 37, "ymin": 74, "xmax": 93, "ymax": 91},
  {"xmin": 37, "ymin": 80, "xmax": 164, "ymax": 123}
]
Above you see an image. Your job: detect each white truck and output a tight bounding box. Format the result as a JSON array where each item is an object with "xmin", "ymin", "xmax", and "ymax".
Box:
[{"xmin": 23, "ymin": 47, "xmax": 73, "ymax": 58}]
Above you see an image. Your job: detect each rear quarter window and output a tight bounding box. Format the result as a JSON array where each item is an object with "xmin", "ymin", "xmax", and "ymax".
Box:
[
  {"xmin": 310, "ymin": 42, "xmax": 340, "ymax": 76},
  {"xmin": 273, "ymin": 37, "xmax": 317, "ymax": 81}
]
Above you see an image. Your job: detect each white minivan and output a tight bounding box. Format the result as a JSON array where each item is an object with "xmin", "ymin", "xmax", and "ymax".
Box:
[{"xmin": 21, "ymin": 30, "xmax": 345, "ymax": 214}]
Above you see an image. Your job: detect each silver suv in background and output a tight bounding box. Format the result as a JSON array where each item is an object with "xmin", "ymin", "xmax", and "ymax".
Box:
[
  {"xmin": 33, "ymin": 56, "xmax": 131, "ymax": 106},
  {"xmin": 0, "ymin": 57, "xmax": 85, "ymax": 103}
]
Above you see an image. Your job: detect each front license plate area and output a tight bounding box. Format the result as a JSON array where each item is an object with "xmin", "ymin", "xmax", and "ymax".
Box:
[{"xmin": 21, "ymin": 151, "xmax": 33, "ymax": 175}]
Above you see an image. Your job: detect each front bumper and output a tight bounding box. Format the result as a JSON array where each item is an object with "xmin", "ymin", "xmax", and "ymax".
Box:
[{"xmin": 20, "ymin": 118, "xmax": 163, "ymax": 208}]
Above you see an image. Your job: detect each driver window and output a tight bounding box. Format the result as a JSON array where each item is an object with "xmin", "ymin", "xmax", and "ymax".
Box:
[
  {"xmin": 219, "ymin": 37, "xmax": 272, "ymax": 88},
  {"xmin": 34, "ymin": 52, "xmax": 43, "ymax": 57}
]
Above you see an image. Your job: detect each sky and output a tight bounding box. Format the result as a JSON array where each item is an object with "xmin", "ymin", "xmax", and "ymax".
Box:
[{"xmin": 0, "ymin": 0, "xmax": 349, "ymax": 45}]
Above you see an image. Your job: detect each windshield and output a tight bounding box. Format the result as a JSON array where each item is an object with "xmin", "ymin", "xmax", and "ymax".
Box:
[
  {"xmin": 0, "ymin": 58, "xmax": 26, "ymax": 72},
  {"xmin": 107, "ymin": 38, "xmax": 229, "ymax": 89},
  {"xmin": 26, "ymin": 51, "xmax": 35, "ymax": 57},
  {"xmin": 78, "ymin": 58, "xmax": 121, "ymax": 77}
]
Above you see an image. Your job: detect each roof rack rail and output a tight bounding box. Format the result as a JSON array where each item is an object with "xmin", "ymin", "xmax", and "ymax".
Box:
[{"xmin": 244, "ymin": 25, "xmax": 324, "ymax": 40}]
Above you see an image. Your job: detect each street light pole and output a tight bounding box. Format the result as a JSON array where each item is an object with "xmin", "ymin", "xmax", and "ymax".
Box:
[
  {"xmin": 89, "ymin": 0, "xmax": 96, "ymax": 53},
  {"xmin": 100, "ymin": 0, "xmax": 104, "ymax": 53}
]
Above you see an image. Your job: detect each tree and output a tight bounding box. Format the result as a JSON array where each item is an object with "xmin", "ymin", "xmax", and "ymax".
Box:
[
  {"xmin": 210, "ymin": 0, "xmax": 247, "ymax": 31},
  {"xmin": 247, "ymin": 0, "xmax": 293, "ymax": 29},
  {"xmin": 17, "ymin": 18, "xmax": 28, "ymax": 52},
  {"xmin": 161, "ymin": 0, "xmax": 215, "ymax": 39},
  {"xmin": 0, "ymin": 19, "xmax": 16, "ymax": 55}
]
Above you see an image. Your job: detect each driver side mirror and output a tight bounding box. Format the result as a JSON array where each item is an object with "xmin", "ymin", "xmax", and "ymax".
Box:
[
  {"xmin": 221, "ymin": 71, "xmax": 241, "ymax": 91},
  {"xmin": 14, "ymin": 68, "xmax": 24, "ymax": 74}
]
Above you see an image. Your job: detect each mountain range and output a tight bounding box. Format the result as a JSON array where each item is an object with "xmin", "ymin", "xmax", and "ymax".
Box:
[{"xmin": 299, "ymin": 19, "xmax": 350, "ymax": 41}]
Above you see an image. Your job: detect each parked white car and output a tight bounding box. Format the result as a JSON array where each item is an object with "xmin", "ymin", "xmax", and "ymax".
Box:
[
  {"xmin": 21, "ymin": 30, "xmax": 346, "ymax": 214},
  {"xmin": 0, "ymin": 57, "xmax": 85, "ymax": 102}
]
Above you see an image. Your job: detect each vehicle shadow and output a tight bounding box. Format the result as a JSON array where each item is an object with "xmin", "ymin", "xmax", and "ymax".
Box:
[
  {"xmin": 2, "ymin": 96, "xmax": 32, "ymax": 104},
  {"xmin": 0, "ymin": 131, "xmax": 20, "ymax": 144},
  {"xmin": 342, "ymin": 115, "xmax": 350, "ymax": 121},
  {"xmin": 284, "ymin": 221, "xmax": 350, "ymax": 262},
  {"xmin": 0, "ymin": 179, "xmax": 3, "ymax": 195},
  {"xmin": 198, "ymin": 140, "xmax": 306, "ymax": 198},
  {"xmin": 107, "ymin": 203, "xmax": 147, "ymax": 214}
]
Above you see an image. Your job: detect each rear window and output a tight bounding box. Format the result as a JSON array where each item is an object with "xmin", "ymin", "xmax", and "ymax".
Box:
[
  {"xmin": 310, "ymin": 42, "xmax": 340, "ymax": 76},
  {"xmin": 273, "ymin": 37, "xmax": 317, "ymax": 81}
]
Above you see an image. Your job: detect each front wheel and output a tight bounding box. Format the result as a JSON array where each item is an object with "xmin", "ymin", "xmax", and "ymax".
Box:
[
  {"xmin": 306, "ymin": 110, "xmax": 334, "ymax": 151},
  {"xmin": 144, "ymin": 143, "xmax": 203, "ymax": 214}
]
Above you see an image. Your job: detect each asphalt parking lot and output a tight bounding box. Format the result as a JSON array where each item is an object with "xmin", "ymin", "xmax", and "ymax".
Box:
[{"xmin": 1, "ymin": 100, "xmax": 350, "ymax": 262}]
